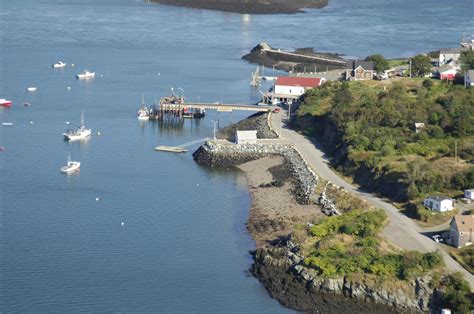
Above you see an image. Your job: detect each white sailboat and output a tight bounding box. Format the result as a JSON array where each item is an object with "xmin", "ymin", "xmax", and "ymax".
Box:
[
  {"xmin": 63, "ymin": 110, "xmax": 92, "ymax": 141},
  {"xmin": 137, "ymin": 94, "xmax": 149, "ymax": 120}
]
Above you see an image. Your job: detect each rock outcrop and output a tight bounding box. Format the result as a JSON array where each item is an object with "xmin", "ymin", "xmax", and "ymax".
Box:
[{"xmin": 252, "ymin": 243, "xmax": 441, "ymax": 314}]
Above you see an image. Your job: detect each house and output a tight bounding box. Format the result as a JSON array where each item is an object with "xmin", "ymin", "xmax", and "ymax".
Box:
[
  {"xmin": 465, "ymin": 189, "xmax": 474, "ymax": 200},
  {"xmin": 449, "ymin": 215, "xmax": 474, "ymax": 248},
  {"xmin": 423, "ymin": 196, "xmax": 454, "ymax": 212},
  {"xmin": 435, "ymin": 64, "xmax": 458, "ymax": 81},
  {"xmin": 235, "ymin": 130, "xmax": 257, "ymax": 144},
  {"xmin": 345, "ymin": 60, "xmax": 375, "ymax": 81},
  {"xmin": 266, "ymin": 76, "xmax": 326, "ymax": 104},
  {"xmin": 465, "ymin": 70, "xmax": 474, "ymax": 87},
  {"xmin": 438, "ymin": 48, "xmax": 462, "ymax": 66}
]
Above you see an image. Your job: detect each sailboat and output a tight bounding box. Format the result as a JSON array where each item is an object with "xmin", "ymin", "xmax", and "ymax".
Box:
[
  {"xmin": 137, "ymin": 93, "xmax": 149, "ymax": 120},
  {"xmin": 63, "ymin": 110, "xmax": 92, "ymax": 141},
  {"xmin": 60, "ymin": 154, "xmax": 81, "ymax": 173}
]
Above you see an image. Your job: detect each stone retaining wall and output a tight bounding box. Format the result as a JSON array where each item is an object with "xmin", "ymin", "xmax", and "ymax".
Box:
[{"xmin": 193, "ymin": 141, "xmax": 318, "ymax": 204}]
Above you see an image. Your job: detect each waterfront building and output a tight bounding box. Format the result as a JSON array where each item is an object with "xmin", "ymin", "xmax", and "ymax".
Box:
[
  {"xmin": 423, "ymin": 196, "xmax": 454, "ymax": 212},
  {"xmin": 449, "ymin": 215, "xmax": 474, "ymax": 248},
  {"xmin": 344, "ymin": 60, "xmax": 375, "ymax": 80},
  {"xmin": 435, "ymin": 64, "xmax": 459, "ymax": 81},
  {"xmin": 264, "ymin": 76, "xmax": 325, "ymax": 104}
]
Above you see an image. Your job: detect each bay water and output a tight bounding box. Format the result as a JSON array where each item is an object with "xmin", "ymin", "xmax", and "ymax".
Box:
[{"xmin": 1, "ymin": 0, "xmax": 472, "ymax": 311}]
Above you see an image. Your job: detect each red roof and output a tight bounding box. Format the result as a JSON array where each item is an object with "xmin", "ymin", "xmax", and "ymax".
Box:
[{"xmin": 275, "ymin": 77, "xmax": 324, "ymax": 88}]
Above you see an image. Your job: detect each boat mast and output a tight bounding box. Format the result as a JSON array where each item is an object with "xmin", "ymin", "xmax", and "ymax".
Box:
[{"xmin": 80, "ymin": 110, "xmax": 85, "ymax": 127}]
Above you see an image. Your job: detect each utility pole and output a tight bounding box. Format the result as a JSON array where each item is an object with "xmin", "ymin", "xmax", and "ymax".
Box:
[
  {"xmin": 455, "ymin": 139, "xmax": 458, "ymax": 164},
  {"xmin": 409, "ymin": 59, "xmax": 412, "ymax": 78}
]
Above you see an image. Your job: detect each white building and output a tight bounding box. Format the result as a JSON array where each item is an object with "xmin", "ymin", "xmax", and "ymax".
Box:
[
  {"xmin": 423, "ymin": 196, "xmax": 454, "ymax": 212},
  {"xmin": 465, "ymin": 189, "xmax": 474, "ymax": 200},
  {"xmin": 235, "ymin": 130, "xmax": 257, "ymax": 144},
  {"xmin": 438, "ymin": 48, "xmax": 462, "ymax": 66},
  {"xmin": 465, "ymin": 70, "xmax": 474, "ymax": 87},
  {"xmin": 265, "ymin": 77, "xmax": 325, "ymax": 104}
]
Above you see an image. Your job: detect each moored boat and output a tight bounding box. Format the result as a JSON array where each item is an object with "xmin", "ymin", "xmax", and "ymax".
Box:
[
  {"xmin": 52, "ymin": 61, "xmax": 66, "ymax": 68},
  {"xmin": 138, "ymin": 105, "xmax": 149, "ymax": 120},
  {"xmin": 27, "ymin": 87, "xmax": 37, "ymax": 92},
  {"xmin": 60, "ymin": 158, "xmax": 81, "ymax": 173},
  {"xmin": 63, "ymin": 110, "xmax": 92, "ymax": 141},
  {"xmin": 0, "ymin": 99, "xmax": 12, "ymax": 107},
  {"xmin": 76, "ymin": 70, "xmax": 95, "ymax": 79}
]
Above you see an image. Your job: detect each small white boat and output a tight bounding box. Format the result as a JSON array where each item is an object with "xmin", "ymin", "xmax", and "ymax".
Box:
[
  {"xmin": 60, "ymin": 159, "xmax": 81, "ymax": 173},
  {"xmin": 0, "ymin": 99, "xmax": 12, "ymax": 107},
  {"xmin": 52, "ymin": 61, "xmax": 66, "ymax": 68},
  {"xmin": 76, "ymin": 70, "xmax": 95, "ymax": 79},
  {"xmin": 63, "ymin": 110, "xmax": 92, "ymax": 141},
  {"xmin": 27, "ymin": 87, "xmax": 37, "ymax": 92},
  {"xmin": 137, "ymin": 107, "xmax": 149, "ymax": 120},
  {"xmin": 2, "ymin": 122, "xmax": 13, "ymax": 126}
]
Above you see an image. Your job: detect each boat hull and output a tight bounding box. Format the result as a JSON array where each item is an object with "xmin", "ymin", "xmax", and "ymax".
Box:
[
  {"xmin": 63, "ymin": 129, "xmax": 92, "ymax": 141},
  {"xmin": 0, "ymin": 102, "xmax": 12, "ymax": 107},
  {"xmin": 60, "ymin": 162, "xmax": 81, "ymax": 173}
]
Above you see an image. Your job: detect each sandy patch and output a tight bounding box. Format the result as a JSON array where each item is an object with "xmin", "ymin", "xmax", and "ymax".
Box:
[{"xmin": 238, "ymin": 156, "xmax": 322, "ymax": 246}]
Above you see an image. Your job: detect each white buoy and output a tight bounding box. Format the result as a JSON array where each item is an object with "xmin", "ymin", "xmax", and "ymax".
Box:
[
  {"xmin": 96, "ymin": 197, "xmax": 100, "ymax": 201},
  {"xmin": 197, "ymin": 183, "xmax": 199, "ymax": 186},
  {"xmin": 67, "ymin": 86, "xmax": 71, "ymax": 90},
  {"xmin": 29, "ymin": 121, "xmax": 34, "ymax": 124},
  {"xmin": 97, "ymin": 131, "xmax": 101, "ymax": 135},
  {"xmin": 121, "ymin": 222, "xmax": 125, "ymax": 226},
  {"xmin": 72, "ymin": 64, "xmax": 75, "ymax": 67},
  {"xmin": 158, "ymin": 73, "xmax": 160, "ymax": 76},
  {"xmin": 100, "ymin": 74, "xmax": 103, "ymax": 77}
]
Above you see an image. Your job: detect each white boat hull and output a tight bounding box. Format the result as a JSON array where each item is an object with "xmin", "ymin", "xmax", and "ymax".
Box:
[
  {"xmin": 61, "ymin": 161, "xmax": 81, "ymax": 173},
  {"xmin": 27, "ymin": 87, "xmax": 37, "ymax": 92},
  {"xmin": 53, "ymin": 63, "xmax": 66, "ymax": 68},
  {"xmin": 76, "ymin": 72, "xmax": 95, "ymax": 79},
  {"xmin": 63, "ymin": 129, "xmax": 92, "ymax": 141},
  {"xmin": 138, "ymin": 115, "xmax": 149, "ymax": 120}
]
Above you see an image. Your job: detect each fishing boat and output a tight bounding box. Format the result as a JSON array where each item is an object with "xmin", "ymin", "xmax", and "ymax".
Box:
[
  {"xmin": 0, "ymin": 99, "xmax": 12, "ymax": 107},
  {"xmin": 27, "ymin": 87, "xmax": 37, "ymax": 92},
  {"xmin": 76, "ymin": 70, "xmax": 95, "ymax": 79},
  {"xmin": 182, "ymin": 108, "xmax": 205, "ymax": 119},
  {"xmin": 138, "ymin": 106, "xmax": 149, "ymax": 120},
  {"xmin": 63, "ymin": 110, "xmax": 92, "ymax": 141},
  {"xmin": 2, "ymin": 122, "xmax": 13, "ymax": 126},
  {"xmin": 60, "ymin": 155, "xmax": 81, "ymax": 173},
  {"xmin": 52, "ymin": 61, "xmax": 66, "ymax": 68},
  {"xmin": 137, "ymin": 94, "xmax": 149, "ymax": 120}
]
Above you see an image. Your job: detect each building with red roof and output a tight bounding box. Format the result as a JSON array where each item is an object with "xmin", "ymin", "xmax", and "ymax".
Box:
[{"xmin": 263, "ymin": 76, "xmax": 325, "ymax": 104}]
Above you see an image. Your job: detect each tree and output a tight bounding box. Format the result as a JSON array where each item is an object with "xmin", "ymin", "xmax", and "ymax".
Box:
[
  {"xmin": 365, "ymin": 54, "xmax": 390, "ymax": 73},
  {"xmin": 459, "ymin": 51, "xmax": 474, "ymax": 72},
  {"xmin": 411, "ymin": 54, "xmax": 432, "ymax": 77}
]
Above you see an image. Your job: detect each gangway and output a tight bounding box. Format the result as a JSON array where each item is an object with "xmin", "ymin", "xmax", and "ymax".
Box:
[{"xmin": 154, "ymin": 137, "xmax": 211, "ymax": 153}]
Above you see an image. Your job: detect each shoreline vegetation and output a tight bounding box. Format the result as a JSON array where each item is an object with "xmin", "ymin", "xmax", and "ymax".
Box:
[
  {"xmin": 294, "ymin": 79, "xmax": 473, "ymax": 225},
  {"xmin": 146, "ymin": 0, "xmax": 328, "ymax": 14},
  {"xmin": 193, "ymin": 112, "xmax": 473, "ymax": 313}
]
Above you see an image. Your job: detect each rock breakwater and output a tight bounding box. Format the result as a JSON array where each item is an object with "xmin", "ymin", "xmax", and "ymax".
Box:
[{"xmin": 193, "ymin": 141, "xmax": 317, "ymax": 204}]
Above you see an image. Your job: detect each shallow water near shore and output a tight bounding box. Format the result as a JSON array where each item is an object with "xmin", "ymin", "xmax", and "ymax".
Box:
[{"xmin": 0, "ymin": 0, "xmax": 472, "ymax": 312}]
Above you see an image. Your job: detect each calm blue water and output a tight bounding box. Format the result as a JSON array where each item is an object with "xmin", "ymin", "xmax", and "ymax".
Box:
[{"xmin": 0, "ymin": 0, "xmax": 472, "ymax": 312}]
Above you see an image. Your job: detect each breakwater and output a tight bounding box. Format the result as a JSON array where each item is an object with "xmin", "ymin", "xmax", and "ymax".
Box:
[{"xmin": 193, "ymin": 141, "xmax": 318, "ymax": 204}]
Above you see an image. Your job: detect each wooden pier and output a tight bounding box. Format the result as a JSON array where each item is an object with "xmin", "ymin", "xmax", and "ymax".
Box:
[{"xmin": 147, "ymin": 95, "xmax": 270, "ymax": 120}]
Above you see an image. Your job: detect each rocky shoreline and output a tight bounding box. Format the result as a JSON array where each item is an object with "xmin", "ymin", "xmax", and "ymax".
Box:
[{"xmin": 146, "ymin": 0, "xmax": 328, "ymax": 14}]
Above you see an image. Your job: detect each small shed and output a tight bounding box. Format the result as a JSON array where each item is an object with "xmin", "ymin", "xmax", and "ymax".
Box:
[
  {"xmin": 465, "ymin": 189, "xmax": 474, "ymax": 200},
  {"xmin": 414, "ymin": 122, "xmax": 425, "ymax": 133},
  {"xmin": 235, "ymin": 130, "xmax": 257, "ymax": 144},
  {"xmin": 423, "ymin": 196, "xmax": 454, "ymax": 212}
]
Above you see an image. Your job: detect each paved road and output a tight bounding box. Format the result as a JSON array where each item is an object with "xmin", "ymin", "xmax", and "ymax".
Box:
[{"xmin": 270, "ymin": 111, "xmax": 474, "ymax": 288}]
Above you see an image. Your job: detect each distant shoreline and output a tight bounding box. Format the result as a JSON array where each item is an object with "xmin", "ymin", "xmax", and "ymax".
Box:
[{"xmin": 146, "ymin": 0, "xmax": 328, "ymax": 14}]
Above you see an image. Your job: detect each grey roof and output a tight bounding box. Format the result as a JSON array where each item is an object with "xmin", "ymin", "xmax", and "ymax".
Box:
[
  {"xmin": 465, "ymin": 189, "xmax": 474, "ymax": 192},
  {"xmin": 426, "ymin": 196, "xmax": 452, "ymax": 202},
  {"xmin": 439, "ymin": 48, "xmax": 461, "ymax": 54},
  {"xmin": 437, "ymin": 64, "xmax": 456, "ymax": 72},
  {"xmin": 346, "ymin": 60, "xmax": 374, "ymax": 71},
  {"xmin": 466, "ymin": 70, "xmax": 474, "ymax": 76}
]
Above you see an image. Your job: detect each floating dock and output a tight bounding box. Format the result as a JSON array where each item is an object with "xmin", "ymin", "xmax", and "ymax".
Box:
[{"xmin": 154, "ymin": 146, "xmax": 187, "ymax": 153}]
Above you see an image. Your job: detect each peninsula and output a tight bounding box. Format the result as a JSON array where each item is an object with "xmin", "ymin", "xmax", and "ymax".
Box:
[{"xmin": 147, "ymin": 0, "xmax": 328, "ymax": 14}]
